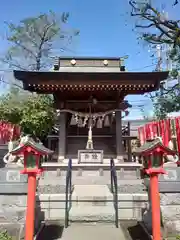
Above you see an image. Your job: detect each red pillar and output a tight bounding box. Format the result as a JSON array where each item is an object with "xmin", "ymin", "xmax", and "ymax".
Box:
[
  {"xmin": 25, "ymin": 173, "xmax": 37, "ymax": 240},
  {"xmin": 150, "ymin": 173, "xmax": 161, "ymax": 240}
]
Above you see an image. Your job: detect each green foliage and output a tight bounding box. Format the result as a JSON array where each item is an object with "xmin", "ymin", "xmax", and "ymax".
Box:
[
  {"xmin": 152, "ymin": 82, "xmax": 180, "ymax": 119},
  {"xmin": 0, "ymin": 87, "xmax": 26, "ymax": 124},
  {"xmin": 0, "ymin": 12, "xmax": 79, "ymax": 138},
  {"xmin": 2, "ymin": 11, "xmax": 79, "ymax": 71},
  {"xmin": 0, "ymin": 231, "xmax": 13, "ymax": 240},
  {"xmin": 0, "ymin": 87, "xmax": 55, "ymax": 139},
  {"xmin": 130, "ymin": 1, "xmax": 180, "ymax": 118},
  {"xmin": 20, "ymin": 94, "xmax": 55, "ymax": 138}
]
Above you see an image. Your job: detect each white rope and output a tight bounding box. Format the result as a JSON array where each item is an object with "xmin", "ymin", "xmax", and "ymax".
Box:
[{"xmin": 59, "ymin": 108, "xmax": 129, "ymax": 118}]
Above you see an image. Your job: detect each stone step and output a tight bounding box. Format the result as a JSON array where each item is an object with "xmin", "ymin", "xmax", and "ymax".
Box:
[
  {"xmin": 72, "ymin": 184, "xmax": 112, "ymax": 197},
  {"xmin": 69, "ymin": 185, "xmax": 114, "ymax": 221},
  {"xmin": 71, "ymin": 184, "xmax": 113, "ymax": 207},
  {"xmin": 69, "ymin": 206, "xmax": 115, "ymax": 222},
  {"xmin": 37, "ymin": 192, "xmax": 148, "ymax": 221},
  {"xmin": 41, "ymin": 222, "xmax": 127, "ymax": 240},
  {"xmin": 38, "ymin": 193, "xmax": 148, "ymax": 206},
  {"xmin": 37, "ymin": 179, "xmax": 145, "ymax": 194}
]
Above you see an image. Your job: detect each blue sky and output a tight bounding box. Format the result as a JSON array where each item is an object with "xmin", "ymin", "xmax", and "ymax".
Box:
[{"xmin": 0, "ymin": 0, "xmax": 179, "ymax": 119}]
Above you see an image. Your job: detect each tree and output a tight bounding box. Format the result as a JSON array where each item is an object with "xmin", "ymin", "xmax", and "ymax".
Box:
[
  {"xmin": 129, "ymin": 0, "xmax": 180, "ymax": 119},
  {"xmin": 20, "ymin": 94, "xmax": 55, "ymax": 139},
  {"xmin": 0, "ymin": 11, "xmax": 79, "ymax": 137},
  {"xmin": 0, "ymin": 87, "xmax": 55, "ymax": 139},
  {"xmin": 2, "ymin": 11, "xmax": 79, "ymax": 72}
]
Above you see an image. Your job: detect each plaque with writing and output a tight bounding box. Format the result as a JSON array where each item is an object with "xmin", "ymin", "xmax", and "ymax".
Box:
[
  {"xmin": 163, "ymin": 169, "xmax": 177, "ymax": 181},
  {"xmin": 78, "ymin": 150, "xmax": 103, "ymax": 163},
  {"xmin": 6, "ymin": 170, "xmax": 20, "ymax": 182},
  {"xmin": 159, "ymin": 167, "xmax": 180, "ymax": 182}
]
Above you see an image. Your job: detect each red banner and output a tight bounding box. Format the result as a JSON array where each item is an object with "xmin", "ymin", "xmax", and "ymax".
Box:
[
  {"xmin": 0, "ymin": 121, "xmax": 21, "ymax": 144},
  {"xmin": 138, "ymin": 116, "xmax": 180, "ymax": 152}
]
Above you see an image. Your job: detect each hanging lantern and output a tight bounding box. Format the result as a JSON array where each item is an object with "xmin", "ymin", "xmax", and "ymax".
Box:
[
  {"xmin": 88, "ymin": 118, "xmax": 92, "ymax": 128},
  {"xmin": 92, "ymin": 116, "xmax": 97, "ymax": 127},
  {"xmin": 109, "ymin": 114, "xmax": 114, "ymax": 125},
  {"xmin": 83, "ymin": 115, "xmax": 89, "ymax": 127},
  {"xmin": 78, "ymin": 117, "xmax": 83, "ymax": 128},
  {"xmin": 70, "ymin": 114, "xmax": 77, "ymax": 126},
  {"xmin": 96, "ymin": 117, "xmax": 103, "ymax": 128},
  {"xmin": 104, "ymin": 115, "xmax": 110, "ymax": 127}
]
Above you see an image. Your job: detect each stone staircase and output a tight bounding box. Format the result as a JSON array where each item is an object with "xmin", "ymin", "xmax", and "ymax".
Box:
[
  {"xmin": 37, "ymin": 176, "xmax": 147, "ymax": 222},
  {"xmin": 37, "ymin": 161, "xmax": 147, "ymax": 222}
]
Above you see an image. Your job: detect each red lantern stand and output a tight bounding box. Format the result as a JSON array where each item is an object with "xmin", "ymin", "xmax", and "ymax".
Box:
[
  {"xmin": 134, "ymin": 139, "xmax": 176, "ymax": 240},
  {"xmin": 10, "ymin": 138, "xmax": 53, "ymax": 240}
]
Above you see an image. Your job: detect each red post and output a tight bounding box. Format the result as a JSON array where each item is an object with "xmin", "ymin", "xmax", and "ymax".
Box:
[
  {"xmin": 150, "ymin": 173, "xmax": 161, "ymax": 240},
  {"xmin": 25, "ymin": 173, "xmax": 37, "ymax": 240}
]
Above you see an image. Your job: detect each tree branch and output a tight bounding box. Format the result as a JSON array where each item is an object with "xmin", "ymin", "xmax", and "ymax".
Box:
[{"xmin": 135, "ymin": 23, "xmax": 156, "ymax": 28}]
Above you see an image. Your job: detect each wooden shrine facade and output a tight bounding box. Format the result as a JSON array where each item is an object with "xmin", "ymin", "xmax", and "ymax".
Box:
[{"xmin": 14, "ymin": 57, "xmax": 169, "ymax": 162}]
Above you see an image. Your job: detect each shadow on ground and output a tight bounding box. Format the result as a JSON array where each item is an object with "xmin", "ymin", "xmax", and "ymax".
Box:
[
  {"xmin": 37, "ymin": 223, "xmax": 64, "ymax": 240},
  {"xmin": 121, "ymin": 221, "xmax": 149, "ymax": 240}
]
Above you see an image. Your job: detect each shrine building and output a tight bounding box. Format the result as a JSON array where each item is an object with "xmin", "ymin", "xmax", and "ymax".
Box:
[{"xmin": 14, "ymin": 57, "xmax": 168, "ymax": 163}]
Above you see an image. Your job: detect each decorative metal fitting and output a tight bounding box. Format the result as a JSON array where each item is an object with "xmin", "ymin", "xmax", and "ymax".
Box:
[{"xmin": 71, "ymin": 59, "xmax": 76, "ymax": 65}]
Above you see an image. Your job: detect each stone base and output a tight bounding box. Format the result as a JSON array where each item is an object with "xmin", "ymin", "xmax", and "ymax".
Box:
[
  {"xmin": 0, "ymin": 195, "xmax": 42, "ymax": 240},
  {"xmin": 142, "ymin": 191, "xmax": 180, "ymax": 237},
  {"xmin": 58, "ymin": 156, "xmax": 64, "ymax": 162},
  {"xmin": 160, "ymin": 193, "xmax": 180, "ymax": 236},
  {"xmin": 116, "ymin": 155, "xmax": 124, "ymax": 162},
  {"xmin": 0, "ymin": 209, "xmax": 41, "ymax": 240},
  {"xmin": 0, "ymin": 223, "xmax": 24, "ymax": 240}
]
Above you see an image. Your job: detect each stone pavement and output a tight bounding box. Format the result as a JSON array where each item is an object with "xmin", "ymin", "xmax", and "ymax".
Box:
[{"xmin": 60, "ymin": 222, "xmax": 127, "ymax": 240}]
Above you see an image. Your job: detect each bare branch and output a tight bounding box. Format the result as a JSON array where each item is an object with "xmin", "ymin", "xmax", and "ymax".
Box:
[
  {"xmin": 135, "ymin": 23, "xmax": 155, "ymax": 28},
  {"xmin": 0, "ymin": 74, "xmax": 24, "ymax": 89}
]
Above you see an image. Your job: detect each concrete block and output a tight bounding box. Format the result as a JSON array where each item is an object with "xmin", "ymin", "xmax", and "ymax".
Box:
[
  {"xmin": 43, "ymin": 209, "xmax": 65, "ymax": 220},
  {"xmin": 117, "ymin": 193, "xmax": 148, "ymax": 201},
  {"xmin": 118, "ymin": 201, "xmax": 147, "ymax": 209},
  {"xmin": 160, "ymin": 193, "xmax": 180, "ymax": 205},
  {"xmin": 0, "ymin": 223, "xmax": 25, "ymax": 240},
  {"xmin": 37, "ymin": 194, "xmax": 50, "ymax": 201},
  {"xmin": 0, "ymin": 195, "xmax": 27, "ymax": 208},
  {"xmin": 118, "ymin": 208, "xmax": 143, "ymax": 220},
  {"xmin": 0, "ymin": 168, "xmax": 27, "ymax": 183},
  {"xmin": 50, "ymin": 194, "xmax": 66, "ymax": 209},
  {"xmin": 0, "ymin": 168, "xmax": 28, "ymax": 194},
  {"xmin": 38, "ymin": 194, "xmax": 70, "ymax": 209},
  {"xmin": 161, "ymin": 205, "xmax": 180, "ymax": 221},
  {"xmin": 69, "ymin": 206, "xmax": 115, "ymax": 222},
  {"xmin": 0, "ymin": 183, "xmax": 28, "ymax": 194}
]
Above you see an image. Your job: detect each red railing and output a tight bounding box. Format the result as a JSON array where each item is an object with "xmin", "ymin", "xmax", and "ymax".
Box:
[
  {"xmin": 138, "ymin": 116, "xmax": 180, "ymax": 153},
  {"xmin": 0, "ymin": 121, "xmax": 21, "ymax": 144}
]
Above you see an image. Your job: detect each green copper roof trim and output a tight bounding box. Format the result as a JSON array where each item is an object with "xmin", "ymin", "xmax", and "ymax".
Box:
[
  {"xmin": 134, "ymin": 138, "xmax": 176, "ymax": 155},
  {"xmin": 10, "ymin": 136, "xmax": 53, "ymax": 155}
]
